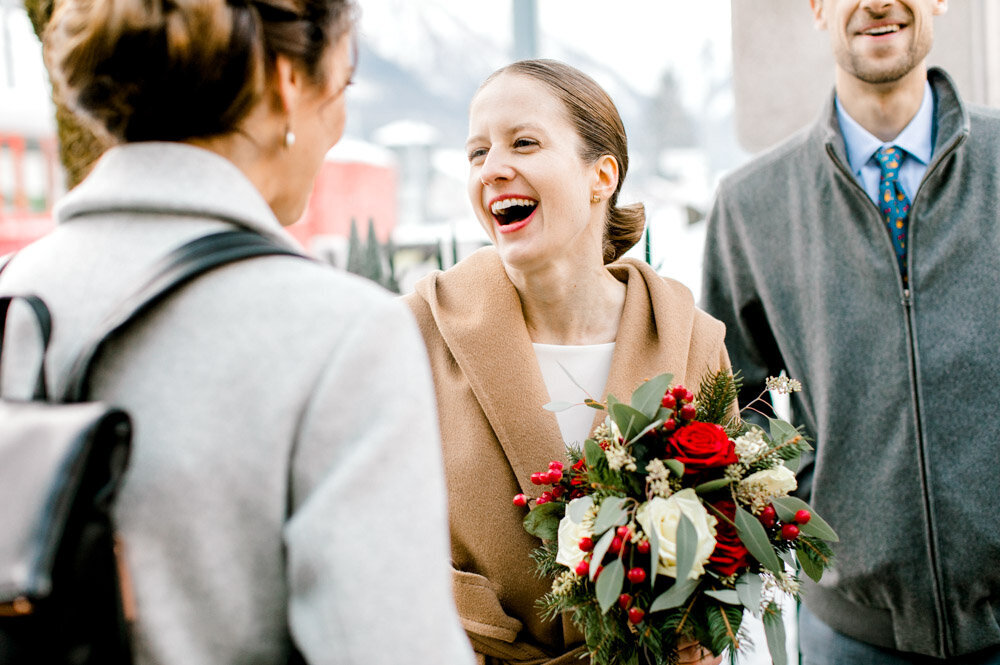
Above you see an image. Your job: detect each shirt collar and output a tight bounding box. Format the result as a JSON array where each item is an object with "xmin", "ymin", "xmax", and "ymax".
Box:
[{"xmin": 835, "ymin": 80, "xmax": 935, "ymax": 174}]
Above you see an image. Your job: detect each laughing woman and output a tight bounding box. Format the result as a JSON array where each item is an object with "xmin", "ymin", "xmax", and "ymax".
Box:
[{"xmin": 405, "ymin": 60, "xmax": 727, "ymax": 665}]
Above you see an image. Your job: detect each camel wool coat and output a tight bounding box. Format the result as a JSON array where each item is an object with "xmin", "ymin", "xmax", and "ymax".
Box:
[{"xmin": 405, "ymin": 248, "xmax": 731, "ymax": 664}]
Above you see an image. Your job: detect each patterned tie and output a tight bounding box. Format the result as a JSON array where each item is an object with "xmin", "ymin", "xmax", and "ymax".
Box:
[{"xmin": 874, "ymin": 145, "xmax": 911, "ymax": 286}]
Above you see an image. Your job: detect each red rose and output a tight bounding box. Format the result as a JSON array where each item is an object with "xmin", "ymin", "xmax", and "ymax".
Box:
[
  {"xmin": 666, "ymin": 422, "xmax": 737, "ymax": 473},
  {"xmin": 708, "ymin": 499, "xmax": 751, "ymax": 577}
]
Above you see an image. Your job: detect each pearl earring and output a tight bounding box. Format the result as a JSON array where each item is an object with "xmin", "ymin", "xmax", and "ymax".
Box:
[{"xmin": 284, "ymin": 127, "xmax": 296, "ymax": 148}]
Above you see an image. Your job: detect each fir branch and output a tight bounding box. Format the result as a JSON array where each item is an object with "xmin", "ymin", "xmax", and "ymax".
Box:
[
  {"xmin": 695, "ymin": 370, "xmax": 742, "ymax": 425},
  {"xmin": 799, "ymin": 536, "xmax": 835, "ymax": 569}
]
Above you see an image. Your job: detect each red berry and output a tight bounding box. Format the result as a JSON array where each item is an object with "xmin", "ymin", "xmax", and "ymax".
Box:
[
  {"xmin": 616, "ymin": 525, "xmax": 631, "ymax": 539},
  {"xmin": 679, "ymin": 404, "xmax": 697, "ymax": 420},
  {"xmin": 760, "ymin": 505, "xmax": 777, "ymax": 528},
  {"xmin": 572, "ymin": 459, "xmax": 586, "ymax": 471},
  {"xmin": 530, "ymin": 472, "xmax": 544, "ymax": 485},
  {"xmin": 683, "ymin": 389, "xmax": 694, "ymax": 403},
  {"xmin": 546, "ymin": 469, "xmax": 563, "ymax": 484},
  {"xmin": 781, "ymin": 523, "xmax": 800, "ymax": 540},
  {"xmin": 512, "ymin": 494, "xmax": 527, "ymax": 507},
  {"xmin": 637, "ymin": 539, "xmax": 651, "ymax": 555},
  {"xmin": 575, "ymin": 560, "xmax": 590, "ymax": 576},
  {"xmin": 609, "ymin": 536, "xmax": 622, "ymax": 555},
  {"xmin": 551, "ymin": 485, "xmax": 565, "ymax": 498},
  {"xmin": 663, "ymin": 418, "xmax": 677, "ymax": 431},
  {"xmin": 628, "ymin": 607, "xmax": 645, "ymax": 624},
  {"xmin": 795, "ymin": 509, "xmax": 812, "ymax": 525},
  {"xmin": 578, "ymin": 537, "xmax": 594, "ymax": 552},
  {"xmin": 661, "ymin": 393, "xmax": 677, "ymax": 409},
  {"xmin": 548, "ymin": 460, "xmax": 564, "ymax": 471},
  {"xmin": 618, "ymin": 593, "xmax": 632, "ymax": 610},
  {"xmin": 627, "ymin": 567, "xmax": 646, "ymax": 584},
  {"xmin": 671, "ymin": 385, "xmax": 688, "ymax": 400},
  {"xmin": 536, "ymin": 495, "xmax": 549, "ymax": 505}
]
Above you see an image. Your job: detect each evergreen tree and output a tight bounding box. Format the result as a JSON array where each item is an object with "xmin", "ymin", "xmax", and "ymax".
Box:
[
  {"xmin": 364, "ymin": 218, "xmax": 384, "ymax": 286},
  {"xmin": 346, "ymin": 218, "xmax": 364, "ymax": 275}
]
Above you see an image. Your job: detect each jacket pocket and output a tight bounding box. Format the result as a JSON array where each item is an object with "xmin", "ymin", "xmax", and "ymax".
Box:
[{"xmin": 452, "ymin": 569, "xmax": 550, "ymax": 663}]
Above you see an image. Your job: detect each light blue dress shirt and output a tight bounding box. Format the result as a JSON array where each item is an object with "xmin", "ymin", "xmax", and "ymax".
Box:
[{"xmin": 835, "ymin": 81, "xmax": 935, "ymax": 205}]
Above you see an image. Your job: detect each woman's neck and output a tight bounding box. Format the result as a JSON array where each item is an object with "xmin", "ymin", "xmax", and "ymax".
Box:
[{"xmin": 507, "ymin": 258, "xmax": 626, "ymax": 345}]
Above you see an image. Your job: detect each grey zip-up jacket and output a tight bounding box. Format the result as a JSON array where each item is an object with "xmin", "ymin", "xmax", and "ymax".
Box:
[{"xmin": 701, "ymin": 68, "xmax": 1000, "ymax": 658}]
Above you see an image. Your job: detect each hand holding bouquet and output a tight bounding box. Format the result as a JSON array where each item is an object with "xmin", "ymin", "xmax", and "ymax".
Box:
[{"xmin": 517, "ymin": 372, "xmax": 837, "ymax": 665}]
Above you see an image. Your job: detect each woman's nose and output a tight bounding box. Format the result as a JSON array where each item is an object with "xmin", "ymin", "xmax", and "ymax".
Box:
[{"xmin": 479, "ymin": 149, "xmax": 515, "ymax": 185}]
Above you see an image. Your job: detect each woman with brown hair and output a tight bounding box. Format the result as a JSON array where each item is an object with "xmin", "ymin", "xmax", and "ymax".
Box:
[
  {"xmin": 405, "ymin": 59, "xmax": 726, "ymax": 665},
  {"xmin": 0, "ymin": 0, "xmax": 474, "ymax": 663}
]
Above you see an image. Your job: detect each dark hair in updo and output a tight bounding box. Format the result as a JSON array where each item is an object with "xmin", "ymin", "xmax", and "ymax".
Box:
[
  {"xmin": 44, "ymin": 0, "xmax": 355, "ymax": 143},
  {"xmin": 481, "ymin": 59, "xmax": 645, "ymax": 264}
]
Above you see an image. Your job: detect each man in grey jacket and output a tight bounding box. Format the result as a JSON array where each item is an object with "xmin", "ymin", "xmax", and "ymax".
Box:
[{"xmin": 701, "ymin": 0, "xmax": 1000, "ymax": 663}]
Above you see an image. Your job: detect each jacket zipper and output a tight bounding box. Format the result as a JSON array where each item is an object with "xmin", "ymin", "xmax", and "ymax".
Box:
[{"xmin": 825, "ymin": 136, "xmax": 965, "ymax": 656}]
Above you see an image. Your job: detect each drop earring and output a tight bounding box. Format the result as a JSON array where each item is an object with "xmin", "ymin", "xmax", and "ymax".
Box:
[{"xmin": 284, "ymin": 125, "xmax": 296, "ymax": 148}]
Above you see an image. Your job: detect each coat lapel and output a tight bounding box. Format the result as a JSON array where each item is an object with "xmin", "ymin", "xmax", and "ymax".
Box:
[
  {"xmin": 601, "ymin": 259, "xmax": 698, "ymax": 420},
  {"xmin": 418, "ymin": 249, "xmax": 567, "ymax": 495}
]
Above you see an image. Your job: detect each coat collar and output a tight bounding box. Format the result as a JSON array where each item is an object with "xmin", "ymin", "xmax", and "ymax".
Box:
[
  {"xmin": 415, "ymin": 248, "xmax": 699, "ymax": 495},
  {"xmin": 55, "ymin": 142, "xmax": 301, "ymax": 251}
]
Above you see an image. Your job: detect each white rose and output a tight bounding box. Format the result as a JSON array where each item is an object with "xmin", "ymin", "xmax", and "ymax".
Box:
[
  {"xmin": 741, "ymin": 465, "xmax": 797, "ymax": 500},
  {"xmin": 635, "ymin": 489, "xmax": 717, "ymax": 580},
  {"xmin": 554, "ymin": 499, "xmax": 593, "ymax": 570}
]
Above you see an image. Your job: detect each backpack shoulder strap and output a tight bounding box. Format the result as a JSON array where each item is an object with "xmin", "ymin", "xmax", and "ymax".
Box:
[{"xmin": 63, "ymin": 230, "xmax": 307, "ymax": 402}]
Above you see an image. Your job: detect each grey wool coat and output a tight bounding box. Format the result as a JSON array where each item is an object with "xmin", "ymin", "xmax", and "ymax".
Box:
[
  {"xmin": 0, "ymin": 143, "xmax": 475, "ymax": 665},
  {"xmin": 701, "ymin": 68, "xmax": 1000, "ymax": 658}
]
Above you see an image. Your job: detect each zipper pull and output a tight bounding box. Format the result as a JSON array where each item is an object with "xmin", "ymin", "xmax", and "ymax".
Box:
[{"xmin": 902, "ymin": 288, "xmax": 912, "ymax": 307}]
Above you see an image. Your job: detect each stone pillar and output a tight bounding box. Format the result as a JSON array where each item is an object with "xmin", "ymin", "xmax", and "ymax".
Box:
[{"xmin": 732, "ymin": 0, "xmax": 1000, "ymax": 153}]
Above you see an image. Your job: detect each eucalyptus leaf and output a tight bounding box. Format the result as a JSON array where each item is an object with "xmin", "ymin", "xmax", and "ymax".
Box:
[
  {"xmin": 694, "ymin": 477, "xmax": 734, "ymax": 494},
  {"xmin": 595, "ymin": 558, "xmax": 625, "ymax": 614},
  {"xmin": 584, "ymin": 438, "xmax": 604, "ymax": 468},
  {"xmin": 584, "ymin": 398, "xmax": 606, "ymax": 410},
  {"xmin": 771, "ymin": 496, "xmax": 838, "ymax": 542},
  {"xmin": 779, "ymin": 549, "xmax": 796, "ymax": 569},
  {"xmin": 655, "ymin": 407, "xmax": 675, "ymax": 421},
  {"xmin": 610, "ymin": 403, "xmax": 650, "ymax": 442},
  {"xmin": 703, "ymin": 589, "xmax": 741, "ymax": 605},
  {"xmin": 665, "ymin": 459, "xmax": 685, "ymax": 477},
  {"xmin": 590, "ymin": 529, "xmax": 615, "ymax": 580},
  {"xmin": 649, "ymin": 577, "xmax": 700, "ymax": 612},
  {"xmin": 734, "ymin": 505, "xmax": 783, "ymax": 574},
  {"xmin": 630, "ymin": 373, "xmax": 673, "ymax": 420},
  {"xmin": 543, "ymin": 400, "xmax": 578, "ymax": 413},
  {"xmin": 796, "ymin": 546, "xmax": 824, "ymax": 583},
  {"xmin": 763, "ymin": 609, "xmax": 788, "ymax": 665},
  {"xmin": 767, "ymin": 417, "xmax": 799, "ymax": 445},
  {"xmin": 784, "ymin": 452, "xmax": 802, "ymax": 473},
  {"xmin": 522, "ymin": 501, "xmax": 564, "ymax": 541},
  {"xmin": 567, "ymin": 496, "xmax": 594, "ymax": 523},
  {"xmin": 673, "ymin": 513, "xmax": 697, "ymax": 583},
  {"xmin": 735, "ymin": 573, "xmax": 763, "ymax": 617},
  {"xmin": 647, "ymin": 520, "xmax": 661, "ymax": 584},
  {"xmin": 593, "ymin": 496, "xmax": 628, "ymax": 535},
  {"xmin": 629, "ymin": 418, "xmax": 666, "ymax": 445}
]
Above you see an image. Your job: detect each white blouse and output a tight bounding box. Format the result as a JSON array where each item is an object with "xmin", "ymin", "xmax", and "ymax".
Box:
[{"xmin": 532, "ymin": 342, "xmax": 616, "ymax": 448}]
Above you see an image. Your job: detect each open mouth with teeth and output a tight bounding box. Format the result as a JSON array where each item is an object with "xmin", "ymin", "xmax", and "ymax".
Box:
[
  {"xmin": 861, "ymin": 23, "xmax": 903, "ymax": 36},
  {"xmin": 490, "ymin": 197, "xmax": 539, "ymax": 228}
]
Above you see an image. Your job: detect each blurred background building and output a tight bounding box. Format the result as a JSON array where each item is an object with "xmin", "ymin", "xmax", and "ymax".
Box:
[{"xmin": 2, "ymin": 0, "xmax": 997, "ymax": 291}]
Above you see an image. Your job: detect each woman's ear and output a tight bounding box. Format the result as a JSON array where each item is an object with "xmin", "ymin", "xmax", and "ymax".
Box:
[
  {"xmin": 273, "ymin": 54, "xmax": 303, "ymax": 117},
  {"xmin": 593, "ymin": 155, "xmax": 620, "ymax": 202}
]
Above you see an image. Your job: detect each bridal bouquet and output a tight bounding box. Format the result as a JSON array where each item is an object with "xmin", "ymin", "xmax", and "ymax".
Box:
[{"xmin": 516, "ymin": 371, "xmax": 837, "ymax": 665}]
